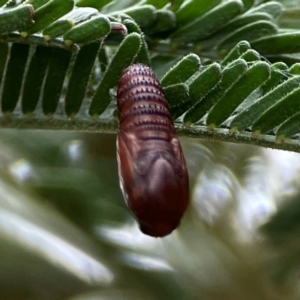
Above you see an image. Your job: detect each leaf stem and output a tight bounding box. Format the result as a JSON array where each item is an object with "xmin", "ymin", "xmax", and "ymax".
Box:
[{"xmin": 0, "ymin": 115, "xmax": 298, "ymax": 153}]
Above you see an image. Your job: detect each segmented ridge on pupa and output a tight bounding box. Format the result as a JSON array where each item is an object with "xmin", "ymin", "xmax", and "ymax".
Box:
[{"xmin": 117, "ymin": 64, "xmax": 175, "ymax": 138}]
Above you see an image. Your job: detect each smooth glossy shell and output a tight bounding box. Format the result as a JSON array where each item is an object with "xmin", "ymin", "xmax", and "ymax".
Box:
[{"xmin": 116, "ymin": 64, "xmax": 189, "ymax": 237}]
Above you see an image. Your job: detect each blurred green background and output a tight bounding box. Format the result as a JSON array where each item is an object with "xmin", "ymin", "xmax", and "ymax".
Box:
[{"xmin": 1, "ymin": 129, "xmax": 300, "ymax": 299}]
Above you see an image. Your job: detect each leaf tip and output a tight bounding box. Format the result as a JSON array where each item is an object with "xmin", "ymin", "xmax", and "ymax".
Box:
[
  {"xmin": 64, "ymin": 39, "xmax": 73, "ymax": 47},
  {"xmin": 276, "ymin": 134, "xmax": 285, "ymax": 144},
  {"xmin": 252, "ymin": 130, "xmax": 261, "ymax": 137},
  {"xmin": 230, "ymin": 126, "xmax": 238, "ymax": 133},
  {"xmin": 43, "ymin": 35, "xmax": 50, "ymax": 42},
  {"xmin": 20, "ymin": 31, "xmax": 28, "ymax": 38},
  {"xmin": 184, "ymin": 120, "xmax": 192, "ymax": 127}
]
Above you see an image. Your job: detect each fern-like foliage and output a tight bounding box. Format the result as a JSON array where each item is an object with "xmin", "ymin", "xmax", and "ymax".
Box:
[{"xmin": 1, "ymin": 0, "xmax": 300, "ymax": 153}]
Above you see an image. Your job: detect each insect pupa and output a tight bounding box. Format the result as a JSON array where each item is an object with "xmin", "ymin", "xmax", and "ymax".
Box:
[{"xmin": 117, "ymin": 64, "xmax": 189, "ymax": 237}]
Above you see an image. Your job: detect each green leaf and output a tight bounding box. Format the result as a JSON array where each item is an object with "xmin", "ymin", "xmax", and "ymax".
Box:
[
  {"xmin": 252, "ymin": 85, "xmax": 300, "ymax": 135},
  {"xmin": 164, "ymin": 83, "xmax": 189, "ymax": 107},
  {"xmin": 276, "ymin": 112, "xmax": 300, "ymax": 141},
  {"xmin": 239, "ymin": 49, "xmax": 261, "ymax": 62},
  {"xmin": 265, "ymin": 54, "xmax": 300, "ymax": 66},
  {"xmin": 122, "ymin": 18, "xmax": 151, "ymax": 66},
  {"xmin": 175, "ymin": 0, "xmax": 221, "ymax": 27},
  {"xmin": 245, "ymin": 1, "xmax": 283, "ymax": 19},
  {"xmin": 161, "ymin": 53, "xmax": 201, "ymax": 87},
  {"xmin": 22, "ymin": 46, "xmax": 53, "ymax": 114},
  {"xmin": 43, "ymin": 19, "xmax": 74, "ymax": 40},
  {"xmin": 42, "ymin": 7, "xmax": 100, "ymax": 40},
  {"xmin": 112, "ymin": 5, "xmax": 157, "ymax": 29},
  {"xmin": 187, "ymin": 63, "xmax": 222, "ymax": 106},
  {"xmin": 241, "ymin": 0, "xmax": 254, "ymax": 12},
  {"xmin": 221, "ymin": 40, "xmax": 251, "ymax": 65},
  {"xmin": 173, "ymin": 63, "xmax": 222, "ymax": 118},
  {"xmin": 0, "ymin": 4, "xmax": 34, "ymax": 34},
  {"xmin": 22, "ymin": 0, "xmax": 74, "ymax": 36},
  {"xmin": 289, "ymin": 63, "xmax": 300, "ymax": 75},
  {"xmin": 1, "ymin": 44, "xmax": 30, "ymax": 113},
  {"xmin": 144, "ymin": 9, "xmax": 176, "ymax": 36},
  {"xmin": 260, "ymin": 62, "xmax": 288, "ymax": 96},
  {"xmin": 171, "ymin": 0, "xmax": 244, "ymax": 44},
  {"xmin": 42, "ymin": 48, "xmax": 72, "ymax": 115},
  {"xmin": 0, "ymin": 42, "xmax": 8, "ymax": 85},
  {"xmin": 207, "ymin": 61, "xmax": 270, "ymax": 127},
  {"xmin": 218, "ymin": 21, "xmax": 278, "ymax": 57},
  {"xmin": 198, "ymin": 12, "xmax": 273, "ymax": 52},
  {"xmin": 98, "ymin": 44, "xmax": 108, "ymax": 74},
  {"xmin": 65, "ymin": 42, "xmax": 100, "ymax": 116},
  {"xmin": 184, "ymin": 59, "xmax": 248, "ymax": 125},
  {"xmin": 143, "ymin": 0, "xmax": 168, "ymax": 9},
  {"xmin": 171, "ymin": 0, "xmax": 184, "ymax": 12},
  {"xmin": 63, "ymin": 14, "xmax": 111, "ymax": 45},
  {"xmin": 230, "ymin": 76, "xmax": 300, "ymax": 132},
  {"xmin": 22, "ymin": 0, "xmax": 49, "ymax": 10},
  {"xmin": 89, "ymin": 32, "xmax": 141, "ymax": 116},
  {"xmin": 251, "ymin": 32, "xmax": 300, "ymax": 55},
  {"xmin": 75, "ymin": 0, "xmax": 111, "ymax": 9}
]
